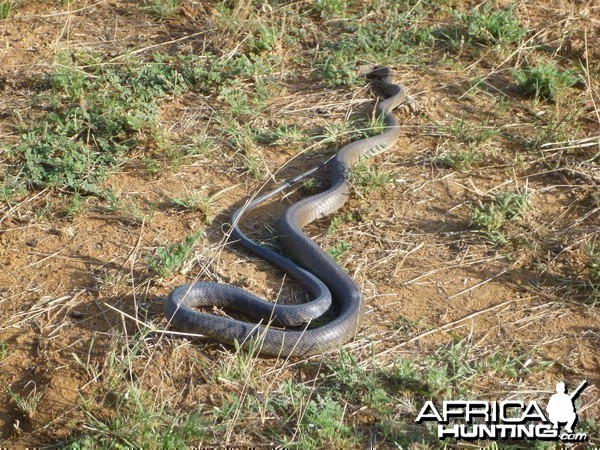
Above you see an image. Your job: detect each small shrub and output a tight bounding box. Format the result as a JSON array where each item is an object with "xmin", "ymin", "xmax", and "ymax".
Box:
[{"xmin": 513, "ymin": 59, "xmax": 579, "ymax": 100}]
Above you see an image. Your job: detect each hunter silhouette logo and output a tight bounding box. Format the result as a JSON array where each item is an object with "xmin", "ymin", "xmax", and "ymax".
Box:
[
  {"xmin": 546, "ymin": 380, "xmax": 587, "ymax": 433},
  {"xmin": 416, "ymin": 380, "xmax": 589, "ymax": 442}
]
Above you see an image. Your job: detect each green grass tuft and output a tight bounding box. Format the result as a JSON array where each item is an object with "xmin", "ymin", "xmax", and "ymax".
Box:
[
  {"xmin": 141, "ymin": 0, "xmax": 183, "ymax": 18},
  {"xmin": 513, "ymin": 59, "xmax": 579, "ymax": 101},
  {"xmin": 436, "ymin": 149, "xmax": 481, "ymax": 170},
  {"xmin": 147, "ymin": 229, "xmax": 203, "ymax": 278},
  {"xmin": 0, "ymin": 0, "xmax": 13, "ymax": 19},
  {"xmin": 470, "ymin": 191, "xmax": 530, "ymax": 245},
  {"xmin": 8, "ymin": 51, "xmax": 189, "ymax": 194},
  {"xmin": 456, "ymin": 3, "xmax": 526, "ymax": 47}
]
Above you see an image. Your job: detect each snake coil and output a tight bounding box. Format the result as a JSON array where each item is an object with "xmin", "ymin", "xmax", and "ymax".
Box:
[{"xmin": 164, "ymin": 66, "xmax": 409, "ymax": 357}]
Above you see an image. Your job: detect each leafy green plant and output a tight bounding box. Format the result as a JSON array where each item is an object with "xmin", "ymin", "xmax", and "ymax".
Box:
[
  {"xmin": 141, "ymin": 0, "xmax": 183, "ymax": 18},
  {"xmin": 455, "ymin": 3, "xmax": 526, "ymax": 47},
  {"xmin": 349, "ymin": 163, "xmax": 394, "ymax": 195},
  {"xmin": 438, "ymin": 3, "xmax": 525, "ymax": 51},
  {"xmin": 171, "ymin": 192, "xmax": 216, "ymax": 224},
  {"xmin": 9, "ymin": 51, "xmax": 189, "ymax": 194},
  {"xmin": 312, "ymin": 0, "xmax": 347, "ymax": 19},
  {"xmin": 68, "ymin": 402, "xmax": 207, "ymax": 449},
  {"xmin": 470, "ymin": 191, "xmax": 530, "ymax": 245},
  {"xmin": 147, "ymin": 230, "xmax": 202, "ymax": 277},
  {"xmin": 64, "ymin": 192, "xmax": 85, "ymax": 217},
  {"xmin": 319, "ymin": 52, "xmax": 359, "ymax": 86},
  {"xmin": 513, "ymin": 59, "xmax": 579, "ymax": 101},
  {"xmin": 246, "ymin": 23, "xmax": 281, "ymax": 54},
  {"xmin": 0, "ymin": 175, "xmax": 26, "ymax": 203},
  {"xmin": 436, "ymin": 149, "xmax": 480, "ymax": 170},
  {"xmin": 219, "ymin": 83, "xmax": 253, "ymax": 115},
  {"xmin": 327, "ymin": 240, "xmax": 350, "ymax": 263},
  {"xmin": 276, "ymin": 381, "xmax": 356, "ymax": 450},
  {"xmin": 327, "ymin": 212, "xmax": 356, "ymax": 234},
  {"xmin": 321, "ymin": 5, "xmax": 436, "ymax": 73}
]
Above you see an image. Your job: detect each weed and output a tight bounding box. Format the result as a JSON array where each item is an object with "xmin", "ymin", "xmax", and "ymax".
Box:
[
  {"xmin": 141, "ymin": 0, "xmax": 183, "ymax": 18},
  {"xmin": 142, "ymin": 157, "xmax": 161, "ymax": 175},
  {"xmin": 445, "ymin": 116, "xmax": 498, "ymax": 146},
  {"xmin": 64, "ymin": 192, "xmax": 85, "ymax": 217},
  {"xmin": 319, "ymin": 53, "xmax": 358, "ymax": 86},
  {"xmin": 586, "ymin": 243, "xmax": 600, "ymax": 294},
  {"xmin": 171, "ymin": 192, "xmax": 216, "ymax": 224},
  {"xmin": 7, "ymin": 382, "xmax": 44, "ymax": 419},
  {"xmin": 68, "ymin": 402, "xmax": 207, "ymax": 449},
  {"xmin": 470, "ymin": 191, "xmax": 530, "ymax": 245},
  {"xmin": 241, "ymin": 154, "xmax": 263, "ymax": 178},
  {"xmin": 327, "ymin": 240, "xmax": 350, "ymax": 263},
  {"xmin": 327, "ymin": 212, "xmax": 356, "ymax": 234},
  {"xmin": 103, "ymin": 192, "xmax": 155, "ymax": 226},
  {"xmin": 475, "ymin": 350, "xmax": 531, "ymax": 379},
  {"xmin": 321, "ymin": 4, "xmax": 437, "ymax": 74},
  {"xmin": 324, "ymin": 351, "xmax": 396, "ymax": 415},
  {"xmin": 312, "ymin": 0, "xmax": 346, "ymax": 19},
  {"xmin": 219, "ymin": 116, "xmax": 257, "ymax": 152},
  {"xmin": 361, "ymin": 112, "xmax": 387, "ymax": 139},
  {"xmin": 211, "ymin": 394, "xmax": 244, "ymax": 424},
  {"xmin": 525, "ymin": 111, "xmax": 580, "ymax": 151},
  {"xmin": 318, "ymin": 119, "xmax": 357, "ymax": 145},
  {"xmin": 147, "ymin": 229, "xmax": 202, "ymax": 278},
  {"xmin": 297, "ymin": 354, "xmax": 422, "ymax": 446},
  {"xmin": 69, "ymin": 335, "xmax": 208, "ymax": 448},
  {"xmin": 436, "ymin": 148, "xmax": 480, "ymax": 170},
  {"xmin": 219, "ymin": 83, "xmax": 253, "ymax": 116},
  {"xmin": 276, "ymin": 381, "xmax": 356, "ymax": 450},
  {"xmin": 0, "ymin": 0, "xmax": 13, "ymax": 19},
  {"xmin": 212, "ymin": 340, "xmax": 263, "ymax": 386},
  {"xmin": 426, "ymin": 336, "xmax": 541, "ymax": 398},
  {"xmin": 513, "ymin": 59, "xmax": 579, "ymax": 101},
  {"xmin": 9, "ymin": 51, "xmax": 189, "ymax": 194},
  {"xmin": 438, "ymin": 3, "xmax": 525, "ymax": 51},
  {"xmin": 456, "ymin": 4, "xmax": 526, "ymax": 47},
  {"xmin": 0, "ymin": 175, "xmax": 26, "ymax": 204},
  {"xmin": 292, "ymin": 394, "xmax": 355, "ymax": 449},
  {"xmin": 254, "ymin": 121, "xmax": 305, "ymax": 145},
  {"xmin": 184, "ymin": 136, "xmax": 215, "ymax": 156},
  {"xmin": 0, "ymin": 340, "xmax": 8, "ymax": 359},
  {"xmin": 349, "ymin": 162, "xmax": 395, "ymax": 196},
  {"xmin": 246, "ymin": 23, "xmax": 281, "ymax": 54}
]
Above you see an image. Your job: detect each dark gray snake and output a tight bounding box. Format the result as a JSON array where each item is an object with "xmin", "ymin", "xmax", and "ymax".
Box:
[{"xmin": 164, "ymin": 66, "xmax": 409, "ymax": 357}]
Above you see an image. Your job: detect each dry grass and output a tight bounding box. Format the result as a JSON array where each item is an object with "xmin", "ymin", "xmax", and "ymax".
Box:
[{"xmin": 0, "ymin": 0, "xmax": 599, "ymax": 448}]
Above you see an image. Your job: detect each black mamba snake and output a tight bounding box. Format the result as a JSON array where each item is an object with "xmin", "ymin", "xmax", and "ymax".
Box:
[{"xmin": 164, "ymin": 66, "xmax": 409, "ymax": 357}]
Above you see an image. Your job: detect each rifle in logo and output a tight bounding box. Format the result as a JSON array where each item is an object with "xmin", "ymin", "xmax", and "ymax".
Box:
[{"xmin": 546, "ymin": 380, "xmax": 587, "ymax": 433}]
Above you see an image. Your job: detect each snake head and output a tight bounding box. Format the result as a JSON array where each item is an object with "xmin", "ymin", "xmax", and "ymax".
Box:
[{"xmin": 365, "ymin": 65, "xmax": 394, "ymax": 81}]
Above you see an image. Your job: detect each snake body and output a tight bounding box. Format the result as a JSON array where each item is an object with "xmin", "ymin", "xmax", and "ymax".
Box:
[{"xmin": 164, "ymin": 67, "xmax": 408, "ymax": 357}]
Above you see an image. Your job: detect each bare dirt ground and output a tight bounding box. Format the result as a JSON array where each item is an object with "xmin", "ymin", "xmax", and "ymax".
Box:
[{"xmin": 0, "ymin": 0, "xmax": 599, "ymax": 448}]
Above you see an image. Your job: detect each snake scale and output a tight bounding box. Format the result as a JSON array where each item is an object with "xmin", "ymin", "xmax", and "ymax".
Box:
[{"xmin": 164, "ymin": 66, "xmax": 409, "ymax": 357}]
